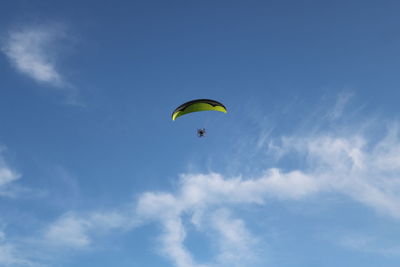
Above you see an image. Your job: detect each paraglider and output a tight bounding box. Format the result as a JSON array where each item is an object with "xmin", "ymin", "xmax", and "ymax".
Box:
[
  {"xmin": 197, "ymin": 128, "xmax": 206, "ymax": 137},
  {"xmin": 172, "ymin": 99, "xmax": 227, "ymax": 137}
]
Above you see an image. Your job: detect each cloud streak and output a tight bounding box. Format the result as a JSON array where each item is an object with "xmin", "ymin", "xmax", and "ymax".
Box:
[
  {"xmin": 0, "ymin": 149, "xmax": 21, "ymax": 197},
  {"xmin": 3, "ymin": 94, "xmax": 400, "ymax": 267},
  {"xmin": 130, "ymin": 100, "xmax": 400, "ymax": 266},
  {"xmin": 31, "ymin": 118, "xmax": 400, "ymax": 266},
  {"xmin": 0, "ymin": 231, "xmax": 37, "ymax": 267},
  {"xmin": 2, "ymin": 25, "xmax": 67, "ymax": 87}
]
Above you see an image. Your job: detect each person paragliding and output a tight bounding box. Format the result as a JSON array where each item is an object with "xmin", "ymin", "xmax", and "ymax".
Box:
[
  {"xmin": 197, "ymin": 128, "xmax": 206, "ymax": 137},
  {"xmin": 171, "ymin": 99, "xmax": 227, "ymax": 137}
]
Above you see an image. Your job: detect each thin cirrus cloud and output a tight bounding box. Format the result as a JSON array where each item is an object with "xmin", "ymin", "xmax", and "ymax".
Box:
[
  {"xmin": 1, "ymin": 24, "xmax": 68, "ymax": 87},
  {"xmin": 0, "ymin": 151, "xmax": 34, "ymax": 266},
  {"xmin": 0, "ymin": 210, "xmax": 134, "ymax": 266},
  {"xmin": 0, "ymin": 162, "xmax": 20, "ymax": 188},
  {"xmin": 3, "ymin": 95, "xmax": 400, "ymax": 267},
  {"xmin": 134, "ymin": 129, "xmax": 400, "ymax": 266},
  {"xmin": 37, "ymin": 118, "xmax": 400, "ymax": 266},
  {"xmin": 1, "ymin": 24, "xmax": 84, "ymax": 105},
  {"xmin": 0, "ymin": 149, "xmax": 21, "ymax": 197},
  {"xmin": 43, "ymin": 210, "xmax": 132, "ymax": 249},
  {"xmin": 0, "ymin": 231, "xmax": 36, "ymax": 267}
]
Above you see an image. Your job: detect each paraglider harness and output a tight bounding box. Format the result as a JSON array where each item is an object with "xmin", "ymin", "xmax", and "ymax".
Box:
[{"xmin": 197, "ymin": 128, "xmax": 206, "ymax": 137}]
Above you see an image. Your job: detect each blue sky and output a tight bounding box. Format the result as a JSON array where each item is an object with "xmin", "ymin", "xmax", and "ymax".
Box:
[{"xmin": 1, "ymin": 0, "xmax": 400, "ymax": 266}]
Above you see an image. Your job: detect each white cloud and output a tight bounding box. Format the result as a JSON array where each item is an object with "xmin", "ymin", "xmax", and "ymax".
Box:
[
  {"xmin": 135, "ymin": 171, "xmax": 317, "ymax": 267},
  {"xmin": 137, "ymin": 193, "xmax": 203, "ymax": 267},
  {"xmin": 0, "ymin": 231, "xmax": 36, "ymax": 267},
  {"xmin": 328, "ymin": 92, "xmax": 353, "ymax": 120},
  {"xmin": 46, "ymin": 118, "xmax": 398, "ymax": 265},
  {"xmin": 44, "ymin": 212, "xmax": 91, "ymax": 248},
  {"xmin": 0, "ymin": 165, "xmax": 20, "ymax": 188},
  {"xmin": 24, "ymin": 117, "xmax": 400, "ymax": 267},
  {"xmin": 0, "ymin": 149, "xmax": 21, "ymax": 197},
  {"xmin": 276, "ymin": 126, "xmax": 400, "ymax": 218},
  {"xmin": 210, "ymin": 209, "xmax": 258, "ymax": 266},
  {"xmin": 338, "ymin": 233, "xmax": 400, "ymax": 256},
  {"xmin": 0, "ymin": 149, "xmax": 38, "ymax": 265},
  {"xmin": 2, "ymin": 25, "xmax": 67, "ymax": 87},
  {"xmin": 42, "ymin": 209, "xmax": 134, "ymax": 250},
  {"xmin": 132, "ymin": 118, "xmax": 400, "ymax": 266},
  {"xmin": 160, "ymin": 217, "xmax": 201, "ymax": 267},
  {"xmin": 10, "ymin": 94, "xmax": 400, "ymax": 266}
]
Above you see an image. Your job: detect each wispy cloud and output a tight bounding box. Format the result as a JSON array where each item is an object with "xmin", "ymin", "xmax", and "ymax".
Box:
[
  {"xmin": 3, "ymin": 94, "xmax": 400, "ymax": 266},
  {"xmin": 33, "ymin": 114, "xmax": 400, "ymax": 266},
  {"xmin": 0, "ymin": 148, "xmax": 21, "ymax": 197},
  {"xmin": 1, "ymin": 24, "xmax": 67, "ymax": 86},
  {"xmin": 1, "ymin": 24, "xmax": 82, "ymax": 105},
  {"xmin": 328, "ymin": 91, "xmax": 353, "ymax": 120},
  {"xmin": 130, "ymin": 94, "xmax": 400, "ymax": 266},
  {"xmin": 0, "ymin": 150, "xmax": 41, "ymax": 266},
  {"xmin": 338, "ymin": 233, "xmax": 400, "ymax": 256},
  {"xmin": 135, "ymin": 172, "xmax": 310, "ymax": 267},
  {"xmin": 41, "ymin": 209, "xmax": 134, "ymax": 250},
  {"xmin": 0, "ymin": 163, "xmax": 20, "ymax": 188},
  {"xmin": 0, "ymin": 210, "xmax": 134, "ymax": 266},
  {"xmin": 44, "ymin": 212, "xmax": 92, "ymax": 248},
  {"xmin": 0, "ymin": 231, "xmax": 37, "ymax": 267},
  {"xmin": 210, "ymin": 209, "xmax": 258, "ymax": 265},
  {"xmin": 271, "ymin": 124, "xmax": 400, "ymax": 218}
]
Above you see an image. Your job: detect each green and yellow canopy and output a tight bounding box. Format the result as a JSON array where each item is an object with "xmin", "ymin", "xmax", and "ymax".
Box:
[{"xmin": 172, "ymin": 99, "xmax": 227, "ymax": 121}]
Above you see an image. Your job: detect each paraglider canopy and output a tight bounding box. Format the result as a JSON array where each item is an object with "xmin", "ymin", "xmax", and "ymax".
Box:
[{"xmin": 171, "ymin": 99, "xmax": 227, "ymax": 121}]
